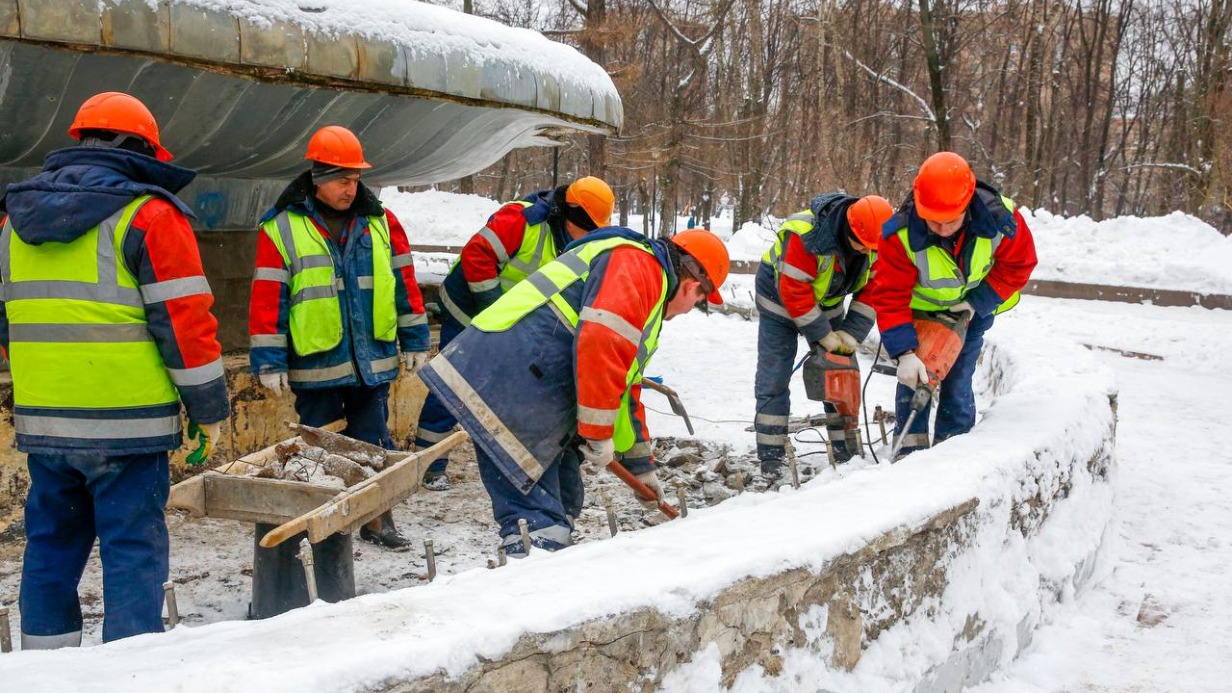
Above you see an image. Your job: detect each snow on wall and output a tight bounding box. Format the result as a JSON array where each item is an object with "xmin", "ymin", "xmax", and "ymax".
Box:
[
  {"xmin": 163, "ymin": 0, "xmax": 618, "ymax": 110},
  {"xmin": 0, "ymin": 318, "xmax": 1116, "ymax": 692}
]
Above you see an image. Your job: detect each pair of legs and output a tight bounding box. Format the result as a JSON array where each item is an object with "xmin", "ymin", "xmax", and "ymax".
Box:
[
  {"xmin": 893, "ymin": 313, "xmax": 996, "ymax": 457},
  {"xmin": 475, "ymin": 443, "xmax": 584, "ymax": 557},
  {"xmin": 20, "ymin": 452, "xmax": 169, "ymax": 648},
  {"xmin": 293, "ymin": 382, "xmax": 409, "ymax": 549},
  {"xmin": 753, "ymin": 313, "xmax": 855, "ymax": 469},
  {"xmin": 415, "ymin": 314, "xmax": 465, "ymax": 487}
]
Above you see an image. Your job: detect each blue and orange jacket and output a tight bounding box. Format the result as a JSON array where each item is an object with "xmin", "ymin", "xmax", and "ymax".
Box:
[
  {"xmin": 248, "ymin": 172, "xmax": 429, "ymax": 389},
  {"xmin": 420, "ymin": 228, "xmax": 674, "ymax": 491},
  {"xmin": 755, "ymin": 193, "xmax": 877, "ymax": 344},
  {"xmin": 866, "ymin": 181, "xmax": 1038, "ymax": 357},
  {"xmin": 438, "ymin": 186, "xmax": 571, "ymax": 321},
  {"xmin": 0, "ymin": 146, "xmax": 229, "ymax": 454}
]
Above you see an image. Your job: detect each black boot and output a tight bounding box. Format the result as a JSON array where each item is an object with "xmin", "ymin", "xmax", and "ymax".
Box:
[{"xmin": 359, "ymin": 511, "xmax": 412, "ymax": 551}]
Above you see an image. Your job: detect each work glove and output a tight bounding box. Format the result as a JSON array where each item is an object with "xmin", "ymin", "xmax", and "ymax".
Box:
[
  {"xmin": 579, "ymin": 438, "xmax": 616, "ymax": 470},
  {"xmin": 833, "ymin": 330, "xmax": 860, "ymax": 354},
  {"xmin": 259, "ymin": 372, "xmax": 288, "ymax": 397},
  {"xmin": 896, "ymin": 352, "xmax": 931, "ymax": 389},
  {"xmin": 186, "ymin": 420, "xmax": 222, "ymax": 466},
  {"xmin": 634, "ymin": 469, "xmax": 664, "ymax": 512},
  {"xmin": 401, "ymin": 351, "xmax": 431, "ymax": 373},
  {"xmin": 950, "ymin": 301, "xmax": 974, "ymax": 317},
  {"xmin": 817, "ymin": 331, "xmax": 847, "ymax": 354}
]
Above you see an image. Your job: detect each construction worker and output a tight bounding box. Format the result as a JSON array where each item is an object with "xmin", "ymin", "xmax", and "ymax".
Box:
[
  {"xmin": 753, "ymin": 194, "xmax": 893, "ymax": 472},
  {"xmin": 0, "ymin": 92, "xmax": 228, "ymax": 646},
  {"xmin": 419, "ymin": 228, "xmax": 729, "ymax": 556},
  {"xmin": 868, "ymin": 152, "xmax": 1037, "ymax": 456},
  {"xmin": 415, "ymin": 176, "xmax": 614, "ymax": 490},
  {"xmin": 248, "ymin": 125, "xmax": 430, "ymax": 550}
]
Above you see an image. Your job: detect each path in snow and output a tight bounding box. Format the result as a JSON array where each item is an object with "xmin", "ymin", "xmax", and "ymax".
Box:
[{"xmin": 969, "ymin": 297, "xmax": 1232, "ymax": 692}]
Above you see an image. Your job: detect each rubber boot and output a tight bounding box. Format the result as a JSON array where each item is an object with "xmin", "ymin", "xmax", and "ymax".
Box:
[{"xmin": 359, "ymin": 511, "xmax": 411, "ymax": 552}]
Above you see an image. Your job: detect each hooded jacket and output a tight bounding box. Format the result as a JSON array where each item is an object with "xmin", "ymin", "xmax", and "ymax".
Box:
[
  {"xmin": 438, "ymin": 186, "xmax": 574, "ymax": 324},
  {"xmin": 754, "ymin": 193, "xmax": 876, "ymax": 344},
  {"xmin": 0, "ymin": 146, "xmax": 229, "ymax": 454}
]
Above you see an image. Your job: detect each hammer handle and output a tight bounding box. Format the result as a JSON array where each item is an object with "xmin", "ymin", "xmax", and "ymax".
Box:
[{"xmin": 606, "ymin": 462, "xmax": 679, "ymax": 519}]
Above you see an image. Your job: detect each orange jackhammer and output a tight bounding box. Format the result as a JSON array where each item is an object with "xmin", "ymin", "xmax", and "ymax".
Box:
[
  {"xmin": 801, "ymin": 349, "xmax": 863, "ymax": 462},
  {"xmin": 888, "ymin": 310, "xmax": 971, "ymax": 461}
]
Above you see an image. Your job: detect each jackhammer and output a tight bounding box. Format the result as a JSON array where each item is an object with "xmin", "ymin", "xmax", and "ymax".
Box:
[
  {"xmin": 888, "ymin": 309, "xmax": 971, "ymax": 461},
  {"xmin": 801, "ymin": 348, "xmax": 862, "ymax": 463}
]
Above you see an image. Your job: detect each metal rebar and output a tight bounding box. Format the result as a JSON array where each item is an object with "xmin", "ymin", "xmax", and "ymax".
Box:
[
  {"xmin": 297, "ymin": 538, "xmax": 318, "ymax": 603},
  {"xmin": 875, "ymin": 405, "xmax": 888, "ymax": 445},
  {"xmin": 603, "ymin": 494, "xmax": 618, "ymax": 536},
  {"xmin": 0, "ymin": 607, "xmax": 11, "ymax": 653},
  {"xmin": 163, "ymin": 581, "xmax": 180, "ymax": 629},
  {"xmin": 518, "ymin": 518, "xmax": 532, "ymax": 555},
  {"xmin": 784, "ymin": 438, "xmax": 801, "ymax": 489},
  {"xmin": 675, "ymin": 483, "xmax": 689, "ymax": 518},
  {"xmin": 424, "ymin": 540, "xmax": 437, "ymax": 582}
]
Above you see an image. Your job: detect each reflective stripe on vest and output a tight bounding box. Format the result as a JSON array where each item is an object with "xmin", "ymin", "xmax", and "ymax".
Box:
[
  {"xmin": 0, "ymin": 196, "xmax": 182, "ymax": 438},
  {"xmin": 897, "ymin": 195, "xmax": 1020, "ymax": 314},
  {"xmin": 472, "ymin": 236, "xmax": 668, "ymax": 457},
  {"xmin": 260, "ymin": 210, "xmax": 398, "ymax": 356},
  {"xmin": 447, "ymin": 200, "xmax": 562, "ymax": 304},
  {"xmin": 761, "ymin": 210, "xmax": 870, "ymax": 308}
]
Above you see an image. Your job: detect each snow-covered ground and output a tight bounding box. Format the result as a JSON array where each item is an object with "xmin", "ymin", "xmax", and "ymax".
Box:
[
  {"xmin": 2, "ymin": 295, "xmax": 1230, "ymax": 691},
  {"xmin": 388, "ymin": 189, "xmax": 1232, "ymax": 293}
]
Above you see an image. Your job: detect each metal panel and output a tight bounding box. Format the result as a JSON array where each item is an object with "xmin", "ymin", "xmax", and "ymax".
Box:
[
  {"xmin": 169, "ymin": 2, "xmax": 238, "ymax": 63},
  {"xmin": 403, "ymin": 46, "xmax": 448, "ymax": 94},
  {"xmin": 0, "ymin": 0, "xmax": 19, "ymax": 37},
  {"xmin": 537, "ymin": 71, "xmax": 561, "ymax": 113},
  {"xmin": 442, "ymin": 49, "xmax": 482, "ymax": 101},
  {"xmin": 355, "ymin": 36, "xmax": 406, "ymax": 87},
  {"xmin": 303, "ymin": 29, "xmax": 358, "ymax": 80},
  {"xmin": 481, "ymin": 60, "xmax": 538, "ymax": 110},
  {"xmin": 18, "ymin": 0, "xmax": 98, "ymax": 43},
  {"xmin": 102, "ymin": 0, "xmax": 170, "ymax": 53},
  {"xmin": 239, "ymin": 16, "xmax": 305, "ymax": 71}
]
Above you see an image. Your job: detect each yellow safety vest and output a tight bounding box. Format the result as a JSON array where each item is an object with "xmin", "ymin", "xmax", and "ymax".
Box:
[
  {"xmin": 473, "ymin": 236, "xmax": 667, "ymax": 452},
  {"xmin": 762, "ymin": 210, "xmax": 873, "ymax": 308},
  {"xmin": 260, "ymin": 210, "xmax": 397, "ymax": 356},
  {"xmin": 0, "ymin": 196, "xmax": 181, "ymax": 440},
  {"xmin": 896, "ymin": 195, "xmax": 1021, "ymax": 314}
]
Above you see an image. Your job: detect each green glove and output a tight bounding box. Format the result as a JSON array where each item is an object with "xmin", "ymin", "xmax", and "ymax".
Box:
[{"xmin": 186, "ymin": 419, "xmax": 220, "ymax": 466}]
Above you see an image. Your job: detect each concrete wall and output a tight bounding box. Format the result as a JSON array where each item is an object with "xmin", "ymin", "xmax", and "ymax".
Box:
[{"xmin": 0, "ymin": 357, "xmax": 429, "ymax": 538}]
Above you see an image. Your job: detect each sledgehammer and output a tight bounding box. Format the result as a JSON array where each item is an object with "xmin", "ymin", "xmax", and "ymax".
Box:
[{"xmin": 606, "ymin": 461, "xmax": 680, "ymax": 519}]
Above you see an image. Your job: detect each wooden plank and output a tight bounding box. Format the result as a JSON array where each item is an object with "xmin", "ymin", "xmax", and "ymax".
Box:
[
  {"xmin": 204, "ymin": 474, "xmax": 339, "ymax": 525},
  {"xmin": 259, "ymin": 431, "xmax": 469, "ymax": 547},
  {"xmin": 167, "ymin": 472, "xmax": 339, "ymax": 524},
  {"xmin": 167, "ymin": 474, "xmax": 206, "ymax": 516}
]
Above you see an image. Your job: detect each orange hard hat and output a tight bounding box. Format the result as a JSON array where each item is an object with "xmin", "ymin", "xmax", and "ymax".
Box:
[
  {"xmin": 565, "ymin": 176, "xmax": 614, "ymax": 228},
  {"xmin": 68, "ymin": 92, "xmax": 172, "ymax": 161},
  {"xmin": 671, "ymin": 229, "xmax": 730, "ymax": 305},
  {"xmin": 845, "ymin": 195, "xmax": 894, "ymax": 251},
  {"xmin": 305, "ymin": 126, "xmax": 371, "ymax": 169},
  {"xmin": 913, "ymin": 152, "xmax": 976, "ymax": 221}
]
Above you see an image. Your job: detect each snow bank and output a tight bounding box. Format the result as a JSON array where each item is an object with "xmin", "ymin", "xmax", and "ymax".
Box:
[
  {"xmin": 1024, "ymin": 208, "xmax": 1232, "ymax": 293},
  {"xmin": 0, "ymin": 319, "xmax": 1117, "ymax": 692},
  {"xmin": 381, "ymin": 188, "xmax": 498, "ymax": 248}
]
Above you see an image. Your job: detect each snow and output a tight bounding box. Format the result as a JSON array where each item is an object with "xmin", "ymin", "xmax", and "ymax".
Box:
[
  {"xmin": 158, "ymin": 0, "xmax": 618, "ymax": 107},
  {"xmin": 4, "ymin": 183, "xmax": 1232, "ymax": 689},
  {"xmin": 389, "ymin": 190, "xmax": 1232, "ymax": 296},
  {"xmin": 1022, "ymin": 208, "xmax": 1232, "ymax": 293},
  {"xmin": 0, "ymin": 293, "xmax": 1130, "ymax": 692}
]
